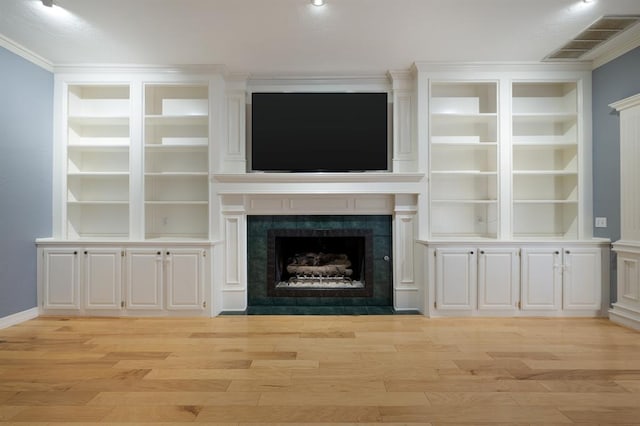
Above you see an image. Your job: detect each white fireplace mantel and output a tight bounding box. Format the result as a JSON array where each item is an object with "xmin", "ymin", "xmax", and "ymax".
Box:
[
  {"xmin": 212, "ymin": 172, "xmax": 425, "ymax": 195},
  {"xmin": 212, "ymin": 172, "xmax": 425, "ymax": 314}
]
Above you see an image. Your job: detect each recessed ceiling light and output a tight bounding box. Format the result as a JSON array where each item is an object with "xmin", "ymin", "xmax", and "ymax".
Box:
[
  {"xmin": 41, "ymin": 0, "xmax": 53, "ymax": 7},
  {"xmin": 311, "ymin": 0, "xmax": 326, "ymax": 6}
]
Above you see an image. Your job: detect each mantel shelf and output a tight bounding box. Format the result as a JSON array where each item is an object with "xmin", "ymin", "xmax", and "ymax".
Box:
[
  {"xmin": 212, "ymin": 172, "xmax": 425, "ymax": 184},
  {"xmin": 211, "ymin": 172, "xmax": 426, "ymax": 196}
]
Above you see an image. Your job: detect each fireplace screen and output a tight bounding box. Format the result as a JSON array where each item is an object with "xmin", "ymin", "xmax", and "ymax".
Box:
[{"xmin": 267, "ymin": 228, "xmax": 374, "ymax": 297}]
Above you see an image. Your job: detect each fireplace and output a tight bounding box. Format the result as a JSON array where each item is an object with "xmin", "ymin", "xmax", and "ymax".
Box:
[
  {"xmin": 267, "ymin": 228, "xmax": 373, "ymax": 298},
  {"xmin": 247, "ymin": 215, "xmax": 393, "ymax": 310}
]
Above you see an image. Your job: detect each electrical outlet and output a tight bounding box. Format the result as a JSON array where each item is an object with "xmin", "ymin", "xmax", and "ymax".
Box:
[{"xmin": 595, "ymin": 217, "xmax": 607, "ymax": 228}]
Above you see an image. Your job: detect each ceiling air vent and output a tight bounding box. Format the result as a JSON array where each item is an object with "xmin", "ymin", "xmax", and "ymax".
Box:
[{"xmin": 544, "ymin": 15, "xmax": 640, "ymax": 61}]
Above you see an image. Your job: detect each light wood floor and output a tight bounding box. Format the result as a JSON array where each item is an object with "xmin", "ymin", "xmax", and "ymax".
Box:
[{"xmin": 1, "ymin": 316, "xmax": 640, "ymax": 425}]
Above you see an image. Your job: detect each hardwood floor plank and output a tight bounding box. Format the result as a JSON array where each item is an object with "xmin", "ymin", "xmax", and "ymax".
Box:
[
  {"xmin": 100, "ymin": 405, "xmax": 203, "ymax": 423},
  {"xmin": 539, "ymin": 379, "xmax": 631, "ymax": 393},
  {"xmin": 0, "ymin": 405, "xmax": 26, "ymax": 421},
  {"xmin": 424, "ymin": 391, "xmax": 519, "ymax": 407},
  {"xmin": 385, "ymin": 378, "xmax": 547, "ymax": 392},
  {"xmin": 250, "ymin": 359, "xmax": 319, "ymax": 369},
  {"xmin": 0, "ymin": 367, "xmax": 151, "ymax": 381},
  {"xmin": 195, "ymin": 405, "xmax": 382, "ymax": 423},
  {"xmin": 559, "ymin": 406, "xmax": 640, "ymax": 423},
  {"xmin": 144, "ymin": 368, "xmax": 292, "ymax": 380},
  {"xmin": 509, "ymin": 368, "xmax": 640, "ymax": 381},
  {"xmin": 7, "ymin": 405, "xmax": 114, "ymax": 422},
  {"xmin": 227, "ymin": 378, "xmax": 386, "ymax": 393},
  {"xmin": 257, "ymin": 391, "xmax": 429, "ymax": 406},
  {"xmin": 68, "ymin": 378, "xmax": 231, "ymax": 392},
  {"xmin": 510, "ymin": 391, "xmax": 640, "ymax": 407},
  {"xmin": 167, "ymin": 351, "xmax": 298, "ymax": 361},
  {"xmin": 87, "ymin": 391, "xmax": 261, "ymax": 406},
  {"xmin": 102, "ymin": 351, "xmax": 172, "ymax": 360},
  {"xmin": 0, "ymin": 381, "xmax": 78, "ymax": 392},
  {"xmin": 0, "ymin": 392, "xmax": 17, "ymax": 404},
  {"xmin": 615, "ymin": 379, "xmax": 640, "ymax": 393},
  {"xmin": 113, "ymin": 359, "xmax": 252, "ymax": 370},
  {"xmin": 525, "ymin": 359, "xmax": 640, "ymax": 370},
  {"xmin": 379, "ymin": 405, "xmax": 572, "ymax": 423},
  {"xmin": 4, "ymin": 391, "xmax": 99, "ymax": 406}
]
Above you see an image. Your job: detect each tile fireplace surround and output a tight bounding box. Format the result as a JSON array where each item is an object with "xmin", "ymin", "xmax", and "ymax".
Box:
[
  {"xmin": 247, "ymin": 215, "xmax": 392, "ymax": 313},
  {"xmin": 212, "ymin": 173, "xmax": 425, "ymax": 314}
]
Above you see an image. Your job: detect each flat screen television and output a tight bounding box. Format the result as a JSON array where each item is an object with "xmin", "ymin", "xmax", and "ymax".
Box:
[{"xmin": 251, "ymin": 92, "xmax": 389, "ymax": 172}]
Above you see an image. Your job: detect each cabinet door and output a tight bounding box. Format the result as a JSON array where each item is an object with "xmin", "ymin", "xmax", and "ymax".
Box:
[
  {"xmin": 435, "ymin": 248, "xmax": 476, "ymax": 311},
  {"xmin": 521, "ymin": 248, "xmax": 562, "ymax": 311},
  {"xmin": 477, "ymin": 248, "xmax": 520, "ymax": 311},
  {"xmin": 125, "ymin": 248, "xmax": 163, "ymax": 310},
  {"xmin": 563, "ymin": 247, "xmax": 602, "ymax": 311},
  {"xmin": 84, "ymin": 248, "xmax": 123, "ymax": 310},
  {"xmin": 166, "ymin": 248, "xmax": 205, "ymax": 311},
  {"xmin": 42, "ymin": 248, "xmax": 80, "ymax": 310}
]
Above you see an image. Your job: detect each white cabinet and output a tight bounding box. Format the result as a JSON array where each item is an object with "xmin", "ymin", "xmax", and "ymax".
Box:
[
  {"xmin": 46, "ymin": 74, "xmax": 215, "ymax": 318},
  {"xmin": 39, "ymin": 243, "xmax": 209, "ymax": 316},
  {"xmin": 563, "ymin": 247, "xmax": 602, "ymax": 310},
  {"xmin": 65, "ymin": 84, "xmax": 131, "ymax": 239},
  {"xmin": 42, "ymin": 248, "xmax": 81, "ymax": 310},
  {"xmin": 435, "ymin": 248, "xmax": 476, "ymax": 311},
  {"xmin": 520, "ymin": 248, "xmax": 563, "ymax": 311},
  {"xmin": 429, "ymin": 82, "xmax": 499, "ymax": 239},
  {"xmin": 144, "ymin": 84, "xmax": 209, "ymax": 240},
  {"xmin": 165, "ymin": 248, "xmax": 206, "ymax": 310},
  {"xmin": 425, "ymin": 75, "xmax": 588, "ymax": 241},
  {"xmin": 430, "ymin": 243, "xmax": 603, "ymax": 317},
  {"xmin": 477, "ymin": 248, "xmax": 520, "ymax": 311},
  {"xmin": 42, "ymin": 247, "xmax": 122, "ymax": 312},
  {"xmin": 58, "ymin": 79, "xmax": 211, "ymax": 241},
  {"xmin": 434, "ymin": 247, "xmax": 519, "ymax": 314},
  {"xmin": 125, "ymin": 248, "xmax": 164, "ymax": 310},
  {"xmin": 125, "ymin": 247, "xmax": 206, "ymax": 313},
  {"xmin": 512, "ymin": 82, "xmax": 579, "ymax": 239},
  {"xmin": 521, "ymin": 246, "xmax": 601, "ymax": 313},
  {"xmin": 83, "ymin": 248, "xmax": 123, "ymax": 311}
]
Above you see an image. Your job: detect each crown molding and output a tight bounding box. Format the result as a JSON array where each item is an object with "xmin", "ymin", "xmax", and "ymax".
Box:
[
  {"xmin": 52, "ymin": 63, "xmax": 228, "ymax": 75},
  {"xmin": 610, "ymin": 93, "xmax": 640, "ymax": 112},
  {"xmin": 0, "ymin": 34, "xmax": 53, "ymax": 72},
  {"xmin": 413, "ymin": 61, "xmax": 592, "ymax": 73},
  {"xmin": 246, "ymin": 72, "xmax": 391, "ymax": 88}
]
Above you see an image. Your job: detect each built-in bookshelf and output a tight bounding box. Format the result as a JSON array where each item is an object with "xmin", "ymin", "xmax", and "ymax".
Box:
[
  {"xmin": 143, "ymin": 84, "xmax": 209, "ymax": 240},
  {"xmin": 429, "ymin": 81, "xmax": 499, "ymax": 238},
  {"xmin": 512, "ymin": 82, "xmax": 578, "ymax": 239},
  {"xmin": 66, "ymin": 84, "xmax": 130, "ymax": 239}
]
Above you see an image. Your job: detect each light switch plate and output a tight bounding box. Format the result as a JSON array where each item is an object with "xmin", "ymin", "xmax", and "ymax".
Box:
[{"xmin": 595, "ymin": 217, "xmax": 607, "ymax": 228}]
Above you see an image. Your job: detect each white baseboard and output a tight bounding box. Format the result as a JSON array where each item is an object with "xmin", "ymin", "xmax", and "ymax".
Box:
[
  {"xmin": 0, "ymin": 307, "xmax": 39, "ymax": 330},
  {"xmin": 609, "ymin": 304, "xmax": 640, "ymax": 332}
]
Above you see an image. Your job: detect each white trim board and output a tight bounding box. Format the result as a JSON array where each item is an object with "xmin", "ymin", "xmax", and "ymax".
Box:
[
  {"xmin": 0, "ymin": 307, "xmax": 39, "ymax": 330},
  {"xmin": 0, "ymin": 34, "xmax": 53, "ymax": 72}
]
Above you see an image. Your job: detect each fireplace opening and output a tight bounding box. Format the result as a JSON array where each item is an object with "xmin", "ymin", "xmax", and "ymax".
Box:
[{"xmin": 267, "ymin": 228, "xmax": 373, "ymax": 298}]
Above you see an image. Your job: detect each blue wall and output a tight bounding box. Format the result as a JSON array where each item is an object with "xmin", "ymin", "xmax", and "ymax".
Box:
[
  {"xmin": 0, "ymin": 47, "xmax": 53, "ymax": 318},
  {"xmin": 593, "ymin": 46, "xmax": 640, "ymax": 302}
]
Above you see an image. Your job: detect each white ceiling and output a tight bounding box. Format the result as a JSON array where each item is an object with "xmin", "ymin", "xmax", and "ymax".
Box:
[{"xmin": 1, "ymin": 0, "xmax": 640, "ymax": 74}]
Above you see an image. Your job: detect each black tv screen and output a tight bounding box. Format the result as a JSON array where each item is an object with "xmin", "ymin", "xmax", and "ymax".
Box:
[{"xmin": 251, "ymin": 92, "xmax": 388, "ymax": 172}]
